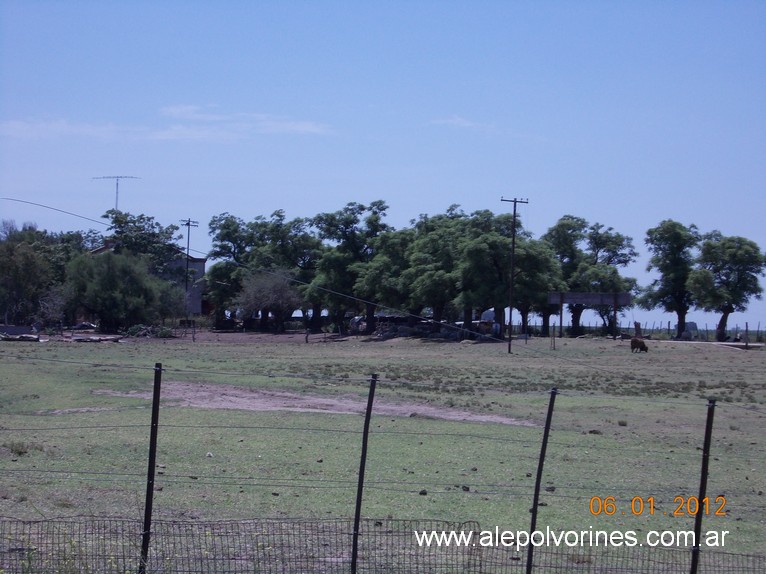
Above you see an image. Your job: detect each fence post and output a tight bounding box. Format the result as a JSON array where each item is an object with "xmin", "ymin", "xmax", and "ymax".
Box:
[
  {"xmin": 351, "ymin": 373, "xmax": 378, "ymax": 574},
  {"xmin": 526, "ymin": 388, "xmax": 558, "ymax": 574},
  {"xmin": 689, "ymin": 398, "xmax": 716, "ymax": 574},
  {"xmin": 139, "ymin": 363, "xmax": 163, "ymax": 574}
]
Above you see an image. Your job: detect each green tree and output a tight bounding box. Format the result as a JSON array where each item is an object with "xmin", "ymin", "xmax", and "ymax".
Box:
[
  {"xmin": 255, "ymin": 211, "xmax": 324, "ymax": 330},
  {"xmin": 353, "ymin": 227, "xmax": 416, "ymax": 320},
  {"xmin": 0, "ymin": 221, "xmax": 99, "ymax": 326},
  {"xmin": 687, "ymin": 233, "xmax": 765, "ymax": 341},
  {"xmin": 208, "ymin": 212, "xmax": 255, "ymax": 267},
  {"xmin": 103, "ymin": 210, "xmax": 182, "ymax": 276},
  {"xmin": 236, "ymin": 270, "xmax": 303, "ymax": 332},
  {"xmin": 541, "ymin": 216, "xmax": 588, "ymax": 335},
  {"xmin": 640, "ymin": 220, "xmax": 700, "ymax": 338},
  {"xmin": 514, "ymin": 238, "xmax": 565, "ymax": 336},
  {"xmin": 0, "ymin": 239, "xmax": 52, "ymax": 325},
  {"xmin": 573, "ymin": 263, "xmax": 637, "ymax": 335},
  {"xmin": 309, "ymin": 201, "xmax": 390, "ymax": 334},
  {"xmin": 207, "ymin": 212, "xmax": 266, "ymax": 327},
  {"xmin": 455, "ymin": 210, "xmax": 526, "ymax": 338},
  {"xmin": 542, "ymin": 216, "xmax": 637, "ymax": 336},
  {"xmin": 65, "ymin": 252, "xmax": 183, "ymax": 333},
  {"xmin": 204, "ymin": 261, "xmax": 245, "ymax": 327},
  {"xmin": 207, "ymin": 211, "xmax": 323, "ymax": 329},
  {"xmin": 402, "ymin": 206, "xmax": 467, "ymax": 326}
]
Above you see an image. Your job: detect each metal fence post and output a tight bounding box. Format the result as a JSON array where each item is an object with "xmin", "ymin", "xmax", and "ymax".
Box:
[
  {"xmin": 139, "ymin": 363, "xmax": 163, "ymax": 574},
  {"xmin": 351, "ymin": 373, "xmax": 378, "ymax": 574},
  {"xmin": 526, "ymin": 388, "xmax": 558, "ymax": 574},
  {"xmin": 690, "ymin": 398, "xmax": 716, "ymax": 574}
]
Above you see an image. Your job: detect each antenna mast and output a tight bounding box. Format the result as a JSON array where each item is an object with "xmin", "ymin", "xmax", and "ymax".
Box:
[{"xmin": 93, "ymin": 176, "xmax": 140, "ymax": 210}]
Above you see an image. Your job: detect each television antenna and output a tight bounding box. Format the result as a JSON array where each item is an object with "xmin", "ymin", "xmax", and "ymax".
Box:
[{"xmin": 93, "ymin": 176, "xmax": 140, "ymax": 210}]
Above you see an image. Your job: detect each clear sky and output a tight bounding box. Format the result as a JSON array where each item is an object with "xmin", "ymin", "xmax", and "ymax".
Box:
[{"xmin": 2, "ymin": 1, "xmax": 765, "ymax": 332}]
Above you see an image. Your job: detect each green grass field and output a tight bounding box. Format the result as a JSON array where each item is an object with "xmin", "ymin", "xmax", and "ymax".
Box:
[{"xmin": 1, "ymin": 332, "xmax": 764, "ymax": 555}]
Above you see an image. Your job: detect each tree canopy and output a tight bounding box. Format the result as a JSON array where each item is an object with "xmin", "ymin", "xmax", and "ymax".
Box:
[
  {"xmin": 687, "ymin": 232, "xmax": 766, "ymax": 341},
  {"xmin": 541, "ymin": 216, "xmax": 638, "ymax": 336},
  {"xmin": 103, "ymin": 210, "xmax": 183, "ymax": 276},
  {"xmin": 3, "ymin": 204, "xmax": 764, "ymax": 341},
  {"xmin": 640, "ymin": 220, "xmax": 700, "ymax": 338},
  {"xmin": 65, "ymin": 251, "xmax": 184, "ymax": 332}
]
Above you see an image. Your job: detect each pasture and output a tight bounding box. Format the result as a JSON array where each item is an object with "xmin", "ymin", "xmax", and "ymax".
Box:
[{"xmin": 1, "ymin": 331, "xmax": 764, "ymax": 561}]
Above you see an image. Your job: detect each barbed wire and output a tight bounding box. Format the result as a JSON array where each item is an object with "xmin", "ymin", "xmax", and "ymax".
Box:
[
  {"xmin": 3, "ymin": 467, "xmax": 763, "ymax": 512},
  {"xmin": 6, "ymin": 425, "xmax": 756, "ymax": 460},
  {"xmin": 4, "ymin": 350, "xmax": 762, "ymax": 414}
]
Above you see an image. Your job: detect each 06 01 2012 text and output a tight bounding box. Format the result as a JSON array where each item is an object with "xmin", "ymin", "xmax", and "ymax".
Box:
[{"xmin": 588, "ymin": 495, "xmax": 727, "ymax": 517}]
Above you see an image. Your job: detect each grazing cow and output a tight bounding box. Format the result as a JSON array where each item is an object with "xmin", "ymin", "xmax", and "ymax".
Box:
[{"xmin": 631, "ymin": 337, "xmax": 648, "ymax": 353}]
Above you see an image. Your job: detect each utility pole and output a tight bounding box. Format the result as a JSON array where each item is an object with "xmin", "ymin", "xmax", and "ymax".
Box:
[
  {"xmin": 93, "ymin": 176, "xmax": 140, "ymax": 210},
  {"xmin": 501, "ymin": 197, "xmax": 528, "ymax": 354},
  {"xmin": 180, "ymin": 218, "xmax": 199, "ymax": 295},
  {"xmin": 180, "ymin": 218, "xmax": 199, "ymax": 341}
]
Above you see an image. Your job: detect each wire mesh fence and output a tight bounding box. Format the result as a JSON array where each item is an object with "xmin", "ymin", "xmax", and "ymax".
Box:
[
  {"xmin": 0, "ymin": 517, "xmax": 483, "ymax": 573},
  {"xmin": 518, "ymin": 544, "xmax": 766, "ymax": 573},
  {"xmin": 1, "ymin": 516, "xmax": 765, "ymax": 573}
]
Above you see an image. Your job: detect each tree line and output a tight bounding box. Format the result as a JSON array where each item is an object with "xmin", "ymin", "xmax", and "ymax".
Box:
[
  {"xmin": 0, "ymin": 211, "xmax": 186, "ymax": 333},
  {"xmin": 1, "ymin": 202, "xmax": 764, "ymax": 341}
]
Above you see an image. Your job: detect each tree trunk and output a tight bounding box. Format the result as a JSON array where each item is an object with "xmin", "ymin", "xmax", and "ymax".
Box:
[
  {"xmin": 519, "ymin": 309, "xmax": 530, "ymax": 335},
  {"xmin": 428, "ymin": 305, "xmax": 440, "ymax": 323},
  {"xmin": 462, "ymin": 305, "xmax": 474, "ymax": 337},
  {"xmin": 431, "ymin": 304, "xmax": 444, "ymax": 333},
  {"xmin": 516, "ymin": 304, "xmax": 531, "ymax": 335},
  {"xmin": 332, "ymin": 309, "xmax": 345, "ymax": 335},
  {"xmin": 494, "ymin": 304, "xmax": 505, "ymax": 339},
  {"xmin": 599, "ymin": 312, "xmax": 615, "ymax": 337},
  {"xmin": 309, "ymin": 303, "xmax": 323, "ymax": 332},
  {"xmin": 259, "ymin": 307, "xmax": 270, "ymax": 332},
  {"xmin": 364, "ymin": 302, "xmax": 376, "ymax": 335},
  {"xmin": 675, "ymin": 309, "xmax": 687, "ymax": 339},
  {"xmin": 540, "ymin": 311, "xmax": 551, "ymax": 337},
  {"xmin": 569, "ymin": 304, "xmax": 585, "ymax": 337},
  {"xmin": 716, "ymin": 309, "xmax": 732, "ymax": 342},
  {"xmin": 273, "ymin": 310, "xmax": 285, "ymax": 333}
]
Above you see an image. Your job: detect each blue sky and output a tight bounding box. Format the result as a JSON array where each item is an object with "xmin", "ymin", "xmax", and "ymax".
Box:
[{"xmin": 2, "ymin": 1, "xmax": 765, "ymax": 331}]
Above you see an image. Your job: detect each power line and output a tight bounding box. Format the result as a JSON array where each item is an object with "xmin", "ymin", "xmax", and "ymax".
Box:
[
  {"xmin": 0, "ymin": 197, "xmax": 108, "ymax": 227},
  {"xmin": 0, "ymin": 196, "xmax": 211, "ymax": 256}
]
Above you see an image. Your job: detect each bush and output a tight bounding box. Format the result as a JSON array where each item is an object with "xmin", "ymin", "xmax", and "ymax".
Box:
[
  {"xmin": 126, "ymin": 324, "xmax": 150, "ymax": 337},
  {"xmin": 125, "ymin": 324, "xmax": 175, "ymax": 338}
]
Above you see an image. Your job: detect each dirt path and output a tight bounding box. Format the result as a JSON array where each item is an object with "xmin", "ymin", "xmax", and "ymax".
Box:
[{"xmin": 98, "ymin": 381, "xmax": 534, "ymax": 427}]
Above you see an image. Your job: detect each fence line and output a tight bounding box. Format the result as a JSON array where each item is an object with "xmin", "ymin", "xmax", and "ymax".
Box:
[
  {"xmin": 2, "ymin": 516, "xmax": 765, "ymax": 573},
  {"xmin": 0, "ymin": 517, "xmax": 482, "ymax": 573},
  {"xmin": 1, "ymin": 361, "xmax": 764, "ymax": 572}
]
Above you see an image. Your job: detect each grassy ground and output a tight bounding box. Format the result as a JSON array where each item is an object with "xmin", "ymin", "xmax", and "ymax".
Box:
[{"xmin": 0, "ymin": 332, "xmax": 764, "ymax": 555}]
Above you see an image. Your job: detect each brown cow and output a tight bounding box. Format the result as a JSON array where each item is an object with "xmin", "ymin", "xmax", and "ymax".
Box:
[{"xmin": 631, "ymin": 337, "xmax": 648, "ymax": 353}]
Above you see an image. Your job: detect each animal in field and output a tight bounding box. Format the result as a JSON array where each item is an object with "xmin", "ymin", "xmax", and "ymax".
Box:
[{"xmin": 630, "ymin": 337, "xmax": 648, "ymax": 353}]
